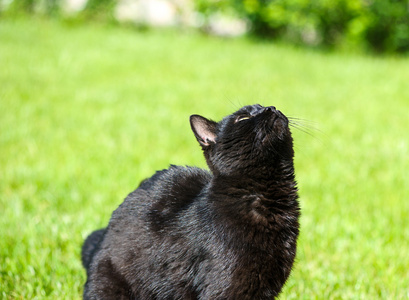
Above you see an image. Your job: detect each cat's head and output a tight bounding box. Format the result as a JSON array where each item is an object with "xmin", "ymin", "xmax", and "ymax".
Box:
[{"xmin": 190, "ymin": 104, "xmax": 294, "ymax": 177}]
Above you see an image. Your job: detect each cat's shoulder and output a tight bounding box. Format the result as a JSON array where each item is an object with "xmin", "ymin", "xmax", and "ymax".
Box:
[
  {"xmin": 131, "ymin": 166, "xmax": 211, "ymax": 207},
  {"xmin": 130, "ymin": 165, "xmax": 211, "ymax": 230},
  {"xmin": 113, "ymin": 166, "xmax": 211, "ymax": 220}
]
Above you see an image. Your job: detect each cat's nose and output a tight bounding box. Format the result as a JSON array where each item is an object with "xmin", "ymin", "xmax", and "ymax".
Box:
[{"xmin": 264, "ymin": 106, "xmax": 276, "ymax": 112}]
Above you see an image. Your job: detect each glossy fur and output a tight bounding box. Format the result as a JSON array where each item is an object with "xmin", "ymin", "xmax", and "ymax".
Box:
[{"xmin": 82, "ymin": 104, "xmax": 300, "ymax": 299}]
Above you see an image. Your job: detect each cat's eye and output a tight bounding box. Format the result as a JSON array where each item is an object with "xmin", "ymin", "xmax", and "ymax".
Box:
[{"xmin": 236, "ymin": 115, "xmax": 251, "ymax": 123}]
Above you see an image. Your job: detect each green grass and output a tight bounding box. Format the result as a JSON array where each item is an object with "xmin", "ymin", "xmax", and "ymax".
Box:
[{"xmin": 1, "ymin": 17, "xmax": 409, "ymax": 299}]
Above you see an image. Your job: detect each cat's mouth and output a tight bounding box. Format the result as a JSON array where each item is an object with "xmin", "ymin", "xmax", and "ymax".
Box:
[
  {"xmin": 261, "ymin": 107, "xmax": 288, "ymax": 125},
  {"xmin": 259, "ymin": 107, "xmax": 289, "ymax": 141}
]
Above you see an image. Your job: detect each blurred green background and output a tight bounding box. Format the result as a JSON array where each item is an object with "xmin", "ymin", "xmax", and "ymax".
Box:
[{"xmin": 1, "ymin": 1, "xmax": 409, "ymax": 299}]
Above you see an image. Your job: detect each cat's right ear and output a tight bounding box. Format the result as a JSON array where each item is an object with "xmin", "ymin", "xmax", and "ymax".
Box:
[{"xmin": 190, "ymin": 115, "xmax": 217, "ymax": 147}]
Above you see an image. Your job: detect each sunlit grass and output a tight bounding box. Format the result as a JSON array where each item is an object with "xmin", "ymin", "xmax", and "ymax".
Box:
[{"xmin": 1, "ymin": 17, "xmax": 408, "ymax": 299}]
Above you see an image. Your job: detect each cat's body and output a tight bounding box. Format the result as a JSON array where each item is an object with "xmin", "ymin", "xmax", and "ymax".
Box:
[{"xmin": 82, "ymin": 104, "xmax": 300, "ymax": 299}]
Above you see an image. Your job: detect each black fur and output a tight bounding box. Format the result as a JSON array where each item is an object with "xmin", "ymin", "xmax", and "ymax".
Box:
[
  {"xmin": 82, "ymin": 104, "xmax": 300, "ymax": 299},
  {"xmin": 81, "ymin": 228, "xmax": 106, "ymax": 270}
]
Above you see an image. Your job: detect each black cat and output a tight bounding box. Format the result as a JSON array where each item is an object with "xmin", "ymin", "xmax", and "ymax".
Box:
[{"xmin": 82, "ymin": 104, "xmax": 300, "ymax": 299}]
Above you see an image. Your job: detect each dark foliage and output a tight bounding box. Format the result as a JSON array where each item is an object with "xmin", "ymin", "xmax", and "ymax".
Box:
[{"xmin": 198, "ymin": 0, "xmax": 409, "ymax": 53}]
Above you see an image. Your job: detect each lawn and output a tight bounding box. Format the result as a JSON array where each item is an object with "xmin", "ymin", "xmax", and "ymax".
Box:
[{"xmin": 1, "ymin": 17, "xmax": 408, "ymax": 299}]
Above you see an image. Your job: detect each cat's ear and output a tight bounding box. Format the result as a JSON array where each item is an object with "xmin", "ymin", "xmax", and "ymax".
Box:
[{"xmin": 190, "ymin": 115, "xmax": 217, "ymax": 147}]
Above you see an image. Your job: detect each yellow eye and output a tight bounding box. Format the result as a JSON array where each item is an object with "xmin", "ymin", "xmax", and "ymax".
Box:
[{"xmin": 236, "ymin": 115, "xmax": 251, "ymax": 122}]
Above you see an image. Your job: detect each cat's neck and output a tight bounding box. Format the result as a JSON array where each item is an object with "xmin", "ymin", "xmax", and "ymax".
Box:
[
  {"xmin": 207, "ymin": 159, "xmax": 299, "ymax": 248},
  {"xmin": 210, "ymin": 159, "xmax": 296, "ymax": 199}
]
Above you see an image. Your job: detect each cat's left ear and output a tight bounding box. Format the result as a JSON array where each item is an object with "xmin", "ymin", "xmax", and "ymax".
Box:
[{"xmin": 190, "ymin": 115, "xmax": 217, "ymax": 147}]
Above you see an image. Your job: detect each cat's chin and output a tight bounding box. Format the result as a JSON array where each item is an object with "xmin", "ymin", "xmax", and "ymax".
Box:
[
  {"xmin": 258, "ymin": 115, "xmax": 289, "ymax": 145},
  {"xmin": 272, "ymin": 117, "xmax": 289, "ymax": 140},
  {"xmin": 259, "ymin": 108, "xmax": 289, "ymax": 137}
]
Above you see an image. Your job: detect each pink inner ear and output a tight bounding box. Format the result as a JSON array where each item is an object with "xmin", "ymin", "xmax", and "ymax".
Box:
[
  {"xmin": 192, "ymin": 117, "xmax": 216, "ymax": 145},
  {"xmin": 197, "ymin": 123, "xmax": 216, "ymax": 145}
]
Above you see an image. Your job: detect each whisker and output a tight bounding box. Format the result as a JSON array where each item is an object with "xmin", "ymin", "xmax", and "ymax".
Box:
[
  {"xmin": 288, "ymin": 118, "xmax": 322, "ymax": 139},
  {"xmin": 228, "ymin": 99, "xmax": 241, "ymax": 110},
  {"xmin": 288, "ymin": 117, "xmax": 320, "ymax": 132},
  {"xmin": 289, "ymin": 122, "xmax": 319, "ymax": 133},
  {"xmin": 287, "ymin": 116, "xmax": 317, "ymax": 124},
  {"xmin": 289, "ymin": 119, "xmax": 318, "ymax": 129},
  {"xmin": 289, "ymin": 121, "xmax": 316, "ymax": 131},
  {"xmin": 290, "ymin": 125, "xmax": 317, "ymax": 138}
]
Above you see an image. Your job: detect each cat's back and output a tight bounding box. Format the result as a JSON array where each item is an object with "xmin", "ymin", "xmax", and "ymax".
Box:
[
  {"xmin": 85, "ymin": 166, "xmax": 213, "ymax": 299},
  {"xmin": 139, "ymin": 165, "xmax": 211, "ymax": 197},
  {"xmin": 112, "ymin": 165, "xmax": 211, "ymax": 221},
  {"xmin": 103, "ymin": 165, "xmax": 212, "ymax": 264}
]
